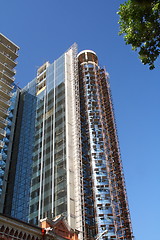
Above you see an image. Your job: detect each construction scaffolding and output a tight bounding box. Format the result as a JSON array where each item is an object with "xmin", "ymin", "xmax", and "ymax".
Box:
[
  {"xmin": 77, "ymin": 50, "xmax": 134, "ymax": 240},
  {"xmin": 97, "ymin": 68, "xmax": 134, "ymax": 240}
]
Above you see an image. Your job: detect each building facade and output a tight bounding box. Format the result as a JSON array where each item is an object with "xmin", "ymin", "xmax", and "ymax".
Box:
[
  {"xmin": 0, "ymin": 213, "xmax": 79, "ymax": 240},
  {"xmin": 0, "ymin": 33, "xmax": 19, "ymax": 211},
  {"xmin": 0, "ymin": 37, "xmax": 133, "ymax": 240}
]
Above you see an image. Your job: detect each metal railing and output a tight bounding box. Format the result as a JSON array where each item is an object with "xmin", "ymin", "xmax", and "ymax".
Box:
[
  {"xmin": 0, "ymin": 117, "xmax": 8, "ymax": 125},
  {"xmin": 0, "ymin": 106, "xmax": 9, "ymax": 115},
  {"xmin": 0, "ymin": 70, "xmax": 15, "ymax": 81},
  {"xmin": 0, "ymin": 141, "xmax": 4, "ymax": 148},
  {"xmin": 0, "ymin": 86, "xmax": 12, "ymax": 97},
  {"xmin": 0, "ymin": 50, "xmax": 17, "ymax": 65},
  {"xmin": 0, "ymin": 61, "xmax": 16, "ymax": 74},
  {"xmin": 0, "ymin": 78, "xmax": 14, "ymax": 89},
  {"xmin": 0, "ymin": 128, "xmax": 6, "ymax": 136},
  {"xmin": 0, "ymin": 96, "xmax": 11, "ymax": 106},
  {"xmin": 0, "ymin": 40, "xmax": 19, "ymax": 56}
]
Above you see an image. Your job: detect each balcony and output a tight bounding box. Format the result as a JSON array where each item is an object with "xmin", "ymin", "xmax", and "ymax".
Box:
[
  {"xmin": 0, "ymin": 61, "xmax": 16, "ymax": 76},
  {"xmin": 0, "ymin": 117, "xmax": 8, "ymax": 128},
  {"xmin": 37, "ymin": 76, "xmax": 46, "ymax": 85},
  {"xmin": 0, "ymin": 106, "xmax": 9, "ymax": 118},
  {"xmin": 0, "ymin": 50, "xmax": 17, "ymax": 68},
  {"xmin": 0, "ymin": 96, "xmax": 11, "ymax": 108},
  {"xmin": 0, "ymin": 86, "xmax": 12, "ymax": 99},
  {"xmin": 0, "ymin": 40, "xmax": 18, "ymax": 60},
  {"xmin": 0, "ymin": 140, "xmax": 4, "ymax": 149},
  {"xmin": 0, "ymin": 128, "xmax": 6, "ymax": 140},
  {"xmin": 0, "ymin": 78, "xmax": 14, "ymax": 91},
  {"xmin": 0, "ymin": 70, "xmax": 15, "ymax": 83}
]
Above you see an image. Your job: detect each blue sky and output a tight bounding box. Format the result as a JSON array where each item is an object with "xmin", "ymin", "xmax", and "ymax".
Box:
[{"xmin": 1, "ymin": 0, "xmax": 160, "ymax": 239}]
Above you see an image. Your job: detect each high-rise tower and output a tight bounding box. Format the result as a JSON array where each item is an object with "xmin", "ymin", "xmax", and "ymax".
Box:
[
  {"xmin": 78, "ymin": 50, "xmax": 133, "ymax": 239},
  {"xmin": 1, "ymin": 43, "xmax": 133, "ymax": 240},
  {"xmin": 0, "ymin": 33, "xmax": 19, "ymax": 209}
]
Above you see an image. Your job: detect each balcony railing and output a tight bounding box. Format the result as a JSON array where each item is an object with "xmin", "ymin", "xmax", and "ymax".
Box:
[
  {"xmin": 0, "ymin": 78, "xmax": 14, "ymax": 89},
  {"xmin": 0, "ymin": 96, "xmax": 11, "ymax": 106},
  {"xmin": 0, "ymin": 40, "xmax": 19, "ymax": 57},
  {"xmin": 0, "ymin": 141, "xmax": 4, "ymax": 148},
  {"xmin": 0, "ymin": 86, "xmax": 13, "ymax": 97},
  {"xmin": 37, "ymin": 77, "xmax": 46, "ymax": 85},
  {"xmin": 0, "ymin": 128, "xmax": 6, "ymax": 137},
  {"xmin": 0, "ymin": 61, "xmax": 16, "ymax": 74},
  {"xmin": 0, "ymin": 50, "xmax": 17, "ymax": 66},
  {"xmin": 0, "ymin": 117, "xmax": 8, "ymax": 125},
  {"xmin": 0, "ymin": 106, "xmax": 9, "ymax": 115},
  {"xmin": 0, "ymin": 70, "xmax": 15, "ymax": 80}
]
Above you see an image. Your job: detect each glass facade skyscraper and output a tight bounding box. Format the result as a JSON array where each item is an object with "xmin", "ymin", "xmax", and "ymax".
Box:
[{"xmin": 0, "ymin": 40, "xmax": 133, "ymax": 240}]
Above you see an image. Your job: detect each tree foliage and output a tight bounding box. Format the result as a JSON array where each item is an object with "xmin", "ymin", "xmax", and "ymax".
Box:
[{"xmin": 118, "ymin": 0, "xmax": 160, "ymax": 69}]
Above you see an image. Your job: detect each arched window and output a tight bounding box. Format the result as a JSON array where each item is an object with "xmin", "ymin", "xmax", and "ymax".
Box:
[
  {"xmin": 23, "ymin": 233, "xmax": 27, "ymax": 239},
  {"xmin": 9, "ymin": 228, "xmax": 14, "ymax": 236},
  {"xmin": 26, "ymin": 234, "xmax": 31, "ymax": 240},
  {"xmin": 0, "ymin": 225, "xmax": 5, "ymax": 232},
  {"xmin": 18, "ymin": 231, "xmax": 23, "ymax": 238},
  {"xmin": 4, "ymin": 227, "xmax": 9, "ymax": 234}
]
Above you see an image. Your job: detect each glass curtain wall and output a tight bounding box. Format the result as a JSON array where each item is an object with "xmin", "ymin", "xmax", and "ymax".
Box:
[
  {"xmin": 0, "ymin": 87, "xmax": 20, "ymax": 212},
  {"xmin": 29, "ymin": 55, "xmax": 67, "ymax": 225},
  {"xmin": 11, "ymin": 79, "xmax": 37, "ymax": 222}
]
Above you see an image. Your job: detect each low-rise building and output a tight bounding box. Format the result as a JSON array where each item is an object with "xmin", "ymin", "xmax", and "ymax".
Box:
[{"xmin": 0, "ymin": 213, "xmax": 79, "ymax": 240}]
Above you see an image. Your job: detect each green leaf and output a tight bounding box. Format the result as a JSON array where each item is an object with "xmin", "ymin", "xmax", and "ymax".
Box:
[{"xmin": 117, "ymin": 0, "xmax": 160, "ymax": 69}]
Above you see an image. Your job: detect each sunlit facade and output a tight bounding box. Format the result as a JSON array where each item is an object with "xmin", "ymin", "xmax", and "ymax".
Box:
[
  {"xmin": 0, "ymin": 33, "xmax": 19, "ymax": 211},
  {"xmin": 3, "ymin": 45, "xmax": 80, "ymax": 232},
  {"xmin": 1, "ymin": 42, "xmax": 133, "ymax": 240}
]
